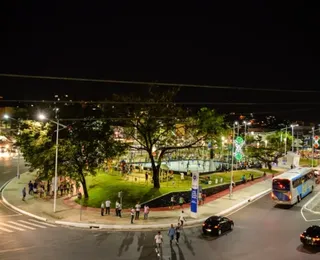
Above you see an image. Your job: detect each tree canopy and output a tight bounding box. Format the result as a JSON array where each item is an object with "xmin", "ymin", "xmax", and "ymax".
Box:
[
  {"xmin": 246, "ymin": 131, "xmax": 292, "ymax": 169},
  {"xmin": 106, "ymin": 88, "xmax": 225, "ymax": 188},
  {"xmin": 17, "ymin": 119, "xmax": 126, "ymax": 198}
]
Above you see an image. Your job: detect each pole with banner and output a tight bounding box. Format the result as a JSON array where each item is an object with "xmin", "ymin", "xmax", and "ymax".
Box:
[{"xmin": 190, "ymin": 172, "xmax": 199, "ymax": 219}]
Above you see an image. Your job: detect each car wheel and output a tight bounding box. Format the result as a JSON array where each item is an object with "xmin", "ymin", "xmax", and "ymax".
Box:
[
  {"xmin": 230, "ymin": 224, "xmax": 234, "ymax": 230},
  {"xmin": 217, "ymin": 229, "xmax": 222, "ymax": 236}
]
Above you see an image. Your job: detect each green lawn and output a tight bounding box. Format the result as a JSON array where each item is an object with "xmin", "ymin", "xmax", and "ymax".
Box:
[
  {"xmin": 77, "ymin": 170, "xmax": 262, "ymax": 208},
  {"xmin": 299, "ymin": 158, "xmax": 320, "ymax": 167},
  {"xmin": 261, "ymin": 168, "xmax": 279, "ymax": 174}
]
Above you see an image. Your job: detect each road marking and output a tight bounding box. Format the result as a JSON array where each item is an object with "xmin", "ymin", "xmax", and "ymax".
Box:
[
  {"xmin": 0, "ymin": 246, "xmax": 35, "ymax": 254},
  {"xmin": 300, "ymin": 190, "xmax": 320, "ymax": 222},
  {"xmin": 28, "ymin": 219, "xmax": 57, "ymax": 227},
  {"xmin": 7, "ymin": 221, "xmax": 36, "ymax": 230},
  {"xmin": 0, "ymin": 225, "xmax": 13, "ymax": 233},
  {"xmin": 0, "ymin": 222, "xmax": 25, "ymax": 231},
  {"xmin": 18, "ymin": 220, "xmax": 47, "ymax": 228}
]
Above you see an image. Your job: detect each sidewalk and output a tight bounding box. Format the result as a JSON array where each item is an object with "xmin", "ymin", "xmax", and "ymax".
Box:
[{"xmin": 1, "ymin": 171, "xmax": 273, "ymax": 230}]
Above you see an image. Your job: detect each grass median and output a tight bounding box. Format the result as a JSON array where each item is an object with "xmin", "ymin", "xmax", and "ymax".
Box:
[{"xmin": 76, "ymin": 169, "xmax": 262, "ymax": 209}]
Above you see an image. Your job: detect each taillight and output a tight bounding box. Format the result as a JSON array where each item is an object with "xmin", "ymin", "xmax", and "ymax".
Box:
[
  {"xmin": 300, "ymin": 234, "xmax": 304, "ymax": 238},
  {"xmin": 214, "ymin": 225, "xmax": 219, "ymax": 228},
  {"xmin": 288, "ymin": 192, "xmax": 292, "ymax": 200},
  {"xmin": 202, "ymin": 223, "xmax": 205, "ymax": 226}
]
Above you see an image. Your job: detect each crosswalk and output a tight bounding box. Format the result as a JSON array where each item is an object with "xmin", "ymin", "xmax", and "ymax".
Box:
[{"xmin": 0, "ymin": 219, "xmax": 57, "ymax": 233}]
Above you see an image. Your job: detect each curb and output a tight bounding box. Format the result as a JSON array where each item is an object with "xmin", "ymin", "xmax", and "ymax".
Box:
[
  {"xmin": 303, "ymin": 191, "xmax": 320, "ymax": 215},
  {"xmin": 54, "ymin": 188, "xmax": 271, "ymax": 231},
  {"xmin": 1, "ymin": 174, "xmax": 271, "ymax": 231},
  {"xmin": 1, "ymin": 177, "xmax": 48, "ymax": 222}
]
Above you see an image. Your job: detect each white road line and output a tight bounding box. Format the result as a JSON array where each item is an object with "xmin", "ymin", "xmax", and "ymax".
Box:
[
  {"xmin": 28, "ymin": 219, "xmax": 57, "ymax": 227},
  {"xmin": 300, "ymin": 190, "xmax": 320, "ymax": 222},
  {"xmin": 0, "ymin": 222, "xmax": 25, "ymax": 231},
  {"xmin": 0, "ymin": 225, "xmax": 13, "ymax": 233},
  {"xmin": 18, "ymin": 220, "xmax": 47, "ymax": 228},
  {"xmin": 7, "ymin": 221, "xmax": 36, "ymax": 230}
]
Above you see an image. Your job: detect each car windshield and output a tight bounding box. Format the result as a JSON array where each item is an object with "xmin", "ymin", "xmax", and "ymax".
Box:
[{"xmin": 272, "ymin": 179, "xmax": 290, "ymax": 191}]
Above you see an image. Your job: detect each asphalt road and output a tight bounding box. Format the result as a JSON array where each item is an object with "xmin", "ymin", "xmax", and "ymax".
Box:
[
  {"xmin": 1, "ymin": 158, "xmax": 320, "ymax": 259},
  {"xmin": 0, "ymin": 156, "xmax": 29, "ymax": 216}
]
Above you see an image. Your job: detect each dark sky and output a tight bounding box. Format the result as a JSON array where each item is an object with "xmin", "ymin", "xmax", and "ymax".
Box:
[{"xmin": 1, "ymin": 2, "xmax": 320, "ymax": 121}]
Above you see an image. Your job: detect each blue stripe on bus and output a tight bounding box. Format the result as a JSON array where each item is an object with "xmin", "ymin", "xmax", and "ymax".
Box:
[{"xmin": 274, "ymin": 191, "xmax": 290, "ymax": 201}]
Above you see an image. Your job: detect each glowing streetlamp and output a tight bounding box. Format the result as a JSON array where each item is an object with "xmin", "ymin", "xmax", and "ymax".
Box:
[{"xmin": 38, "ymin": 111, "xmax": 67, "ymax": 213}]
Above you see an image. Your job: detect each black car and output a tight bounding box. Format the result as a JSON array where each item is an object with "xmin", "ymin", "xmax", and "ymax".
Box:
[
  {"xmin": 300, "ymin": 225, "xmax": 320, "ymax": 247},
  {"xmin": 202, "ymin": 216, "xmax": 234, "ymax": 236}
]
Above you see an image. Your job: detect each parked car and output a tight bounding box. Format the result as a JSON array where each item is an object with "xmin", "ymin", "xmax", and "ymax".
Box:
[{"xmin": 202, "ymin": 216, "xmax": 234, "ymax": 236}]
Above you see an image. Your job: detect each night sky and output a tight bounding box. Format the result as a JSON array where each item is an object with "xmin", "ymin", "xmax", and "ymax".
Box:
[{"xmin": 1, "ymin": 2, "xmax": 320, "ymax": 121}]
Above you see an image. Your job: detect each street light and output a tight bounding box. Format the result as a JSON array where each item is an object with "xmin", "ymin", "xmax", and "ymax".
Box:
[
  {"xmin": 290, "ymin": 124, "xmax": 299, "ymax": 152},
  {"xmin": 230, "ymin": 121, "xmax": 237, "ymax": 198},
  {"xmin": 3, "ymin": 114, "xmax": 21, "ymax": 179},
  {"xmin": 38, "ymin": 112, "xmax": 67, "ymax": 213}
]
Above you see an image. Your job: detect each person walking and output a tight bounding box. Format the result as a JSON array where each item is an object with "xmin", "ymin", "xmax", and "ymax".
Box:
[
  {"xmin": 168, "ymin": 224, "xmax": 176, "ymax": 245},
  {"xmin": 178, "ymin": 210, "xmax": 186, "ymax": 227},
  {"xmin": 175, "ymin": 223, "xmax": 181, "ymax": 244},
  {"xmin": 135, "ymin": 202, "xmax": 141, "ymax": 220},
  {"xmin": 154, "ymin": 231, "xmax": 163, "ymax": 257},
  {"xmin": 105, "ymin": 199, "xmax": 111, "ymax": 215},
  {"xmin": 118, "ymin": 203, "xmax": 122, "ymax": 218},
  {"xmin": 178, "ymin": 196, "xmax": 184, "ymax": 209},
  {"xmin": 100, "ymin": 202, "xmax": 105, "ymax": 216},
  {"xmin": 115, "ymin": 200, "xmax": 120, "ymax": 216},
  {"xmin": 130, "ymin": 207, "xmax": 135, "ymax": 224},
  {"xmin": 143, "ymin": 205, "xmax": 150, "ymax": 220},
  {"xmin": 22, "ymin": 187, "xmax": 26, "ymax": 201}
]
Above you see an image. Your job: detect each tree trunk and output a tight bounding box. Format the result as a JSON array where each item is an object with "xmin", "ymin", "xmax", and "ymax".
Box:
[
  {"xmin": 149, "ymin": 152, "xmax": 160, "ymax": 188},
  {"xmin": 78, "ymin": 169, "xmax": 89, "ymax": 199},
  {"xmin": 267, "ymin": 162, "xmax": 272, "ymax": 171}
]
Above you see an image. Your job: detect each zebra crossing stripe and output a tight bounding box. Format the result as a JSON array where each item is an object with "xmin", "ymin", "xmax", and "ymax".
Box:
[
  {"xmin": 0, "ymin": 225, "xmax": 13, "ymax": 233},
  {"xmin": 0, "ymin": 223, "xmax": 25, "ymax": 231},
  {"xmin": 28, "ymin": 219, "xmax": 57, "ymax": 227},
  {"xmin": 7, "ymin": 221, "xmax": 36, "ymax": 230},
  {"xmin": 18, "ymin": 220, "xmax": 47, "ymax": 228}
]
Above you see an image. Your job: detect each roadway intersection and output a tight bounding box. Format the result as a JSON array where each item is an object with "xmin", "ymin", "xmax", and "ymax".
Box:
[{"xmin": 1, "ymin": 157, "xmax": 320, "ymax": 259}]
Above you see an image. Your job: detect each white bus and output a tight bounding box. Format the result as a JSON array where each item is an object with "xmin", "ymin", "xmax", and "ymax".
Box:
[{"xmin": 271, "ymin": 167, "xmax": 315, "ymax": 205}]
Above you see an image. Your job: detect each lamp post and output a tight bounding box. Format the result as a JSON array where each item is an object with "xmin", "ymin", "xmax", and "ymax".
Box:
[
  {"xmin": 290, "ymin": 124, "xmax": 299, "ymax": 153},
  {"xmin": 230, "ymin": 121, "xmax": 237, "ymax": 198},
  {"xmin": 3, "ymin": 114, "xmax": 20, "ymax": 179},
  {"xmin": 38, "ymin": 112, "xmax": 67, "ymax": 213}
]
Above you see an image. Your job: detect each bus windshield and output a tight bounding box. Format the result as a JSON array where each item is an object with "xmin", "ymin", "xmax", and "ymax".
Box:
[{"xmin": 272, "ymin": 179, "xmax": 290, "ymax": 191}]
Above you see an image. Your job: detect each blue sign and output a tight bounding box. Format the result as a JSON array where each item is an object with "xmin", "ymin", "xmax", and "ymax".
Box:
[{"xmin": 190, "ymin": 172, "xmax": 199, "ymax": 218}]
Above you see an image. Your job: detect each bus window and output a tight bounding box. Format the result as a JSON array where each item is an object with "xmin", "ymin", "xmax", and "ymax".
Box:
[{"xmin": 272, "ymin": 179, "xmax": 290, "ymax": 191}]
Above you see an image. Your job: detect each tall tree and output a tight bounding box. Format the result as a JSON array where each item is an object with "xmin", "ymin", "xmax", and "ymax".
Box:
[
  {"xmin": 107, "ymin": 88, "xmax": 225, "ymax": 188},
  {"xmin": 17, "ymin": 119, "xmax": 125, "ymax": 199},
  {"xmin": 246, "ymin": 131, "xmax": 292, "ymax": 170}
]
